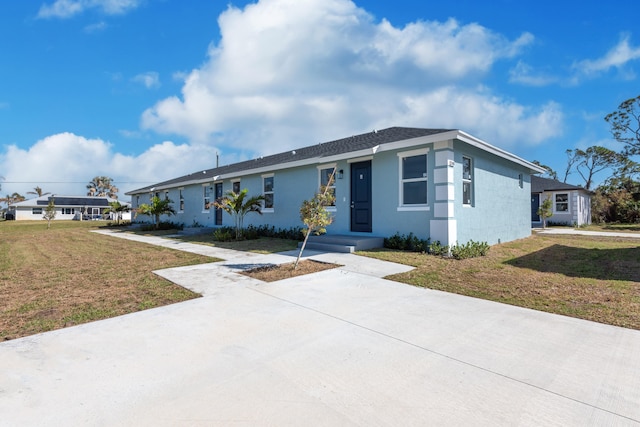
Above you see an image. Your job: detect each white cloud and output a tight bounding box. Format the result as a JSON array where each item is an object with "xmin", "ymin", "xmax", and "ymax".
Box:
[
  {"xmin": 132, "ymin": 72, "xmax": 160, "ymax": 89},
  {"xmin": 509, "ymin": 61, "xmax": 557, "ymax": 86},
  {"xmin": 572, "ymin": 33, "xmax": 640, "ymax": 81},
  {"xmin": 84, "ymin": 21, "xmax": 108, "ymax": 33},
  {"xmin": 37, "ymin": 0, "xmax": 142, "ymax": 19},
  {"xmin": 0, "ymin": 133, "xmax": 218, "ymax": 199},
  {"xmin": 142, "ymin": 0, "xmax": 550, "ymax": 153}
]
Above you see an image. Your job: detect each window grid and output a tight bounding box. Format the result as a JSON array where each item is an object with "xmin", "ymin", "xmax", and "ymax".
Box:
[
  {"xmin": 319, "ymin": 167, "xmax": 337, "ymax": 207},
  {"xmin": 263, "ymin": 175, "xmax": 274, "ymax": 210},
  {"xmin": 203, "ymin": 185, "xmax": 211, "ymax": 211},
  {"xmin": 462, "ymin": 156, "xmax": 472, "ymax": 206},
  {"xmin": 555, "ymin": 193, "xmax": 569, "ymax": 212},
  {"xmin": 400, "ymin": 154, "xmax": 428, "ymax": 206}
]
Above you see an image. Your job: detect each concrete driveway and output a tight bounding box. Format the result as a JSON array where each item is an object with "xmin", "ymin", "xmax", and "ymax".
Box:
[{"xmin": 1, "ymin": 231, "xmax": 639, "ymax": 426}]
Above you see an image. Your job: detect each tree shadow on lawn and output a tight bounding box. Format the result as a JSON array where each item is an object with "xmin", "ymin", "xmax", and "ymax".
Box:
[{"xmin": 505, "ymin": 244, "xmax": 640, "ymax": 281}]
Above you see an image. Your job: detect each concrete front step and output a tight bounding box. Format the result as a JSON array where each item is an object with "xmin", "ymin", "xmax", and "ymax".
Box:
[{"xmin": 298, "ymin": 235, "xmax": 384, "ymax": 253}]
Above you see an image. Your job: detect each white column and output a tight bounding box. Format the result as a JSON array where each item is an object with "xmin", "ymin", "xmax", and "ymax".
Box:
[{"xmin": 430, "ymin": 140, "xmax": 457, "ymax": 246}]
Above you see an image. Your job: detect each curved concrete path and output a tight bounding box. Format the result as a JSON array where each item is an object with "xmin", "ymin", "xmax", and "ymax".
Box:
[{"xmin": 1, "ymin": 230, "xmax": 639, "ymax": 426}]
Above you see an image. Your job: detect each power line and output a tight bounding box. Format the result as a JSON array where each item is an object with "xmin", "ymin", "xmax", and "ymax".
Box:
[{"xmin": 1, "ymin": 181, "xmax": 156, "ymax": 184}]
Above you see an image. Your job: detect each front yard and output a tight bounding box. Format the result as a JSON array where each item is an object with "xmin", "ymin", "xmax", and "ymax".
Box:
[
  {"xmin": 359, "ymin": 232, "xmax": 640, "ymax": 330},
  {"xmin": 0, "ymin": 221, "xmax": 216, "ymax": 340},
  {"xmin": 2, "ymin": 220, "xmax": 639, "ymax": 340}
]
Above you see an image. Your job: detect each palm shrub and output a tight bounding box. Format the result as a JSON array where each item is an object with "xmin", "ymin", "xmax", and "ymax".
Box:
[
  {"xmin": 104, "ymin": 200, "xmax": 130, "ymax": 225},
  {"xmin": 136, "ymin": 196, "xmax": 176, "ymax": 230},
  {"xmin": 213, "ymin": 189, "xmax": 265, "ymax": 240}
]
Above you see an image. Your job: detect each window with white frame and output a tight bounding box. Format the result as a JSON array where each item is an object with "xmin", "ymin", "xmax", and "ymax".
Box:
[
  {"xmin": 462, "ymin": 156, "xmax": 473, "ymax": 206},
  {"xmin": 319, "ymin": 165, "xmax": 336, "ymax": 207},
  {"xmin": 232, "ymin": 180, "xmax": 241, "ymax": 194},
  {"xmin": 518, "ymin": 173, "xmax": 524, "ymax": 189},
  {"xmin": 263, "ymin": 174, "xmax": 274, "ymax": 211},
  {"xmin": 164, "ymin": 190, "xmax": 169, "ymax": 200},
  {"xmin": 179, "ymin": 188, "xmax": 184, "ymax": 212},
  {"xmin": 203, "ymin": 185, "xmax": 211, "ymax": 211},
  {"xmin": 399, "ymin": 151, "xmax": 428, "ymax": 206},
  {"xmin": 32, "ymin": 208, "xmax": 43, "ymax": 214},
  {"xmin": 555, "ymin": 193, "xmax": 569, "ymax": 212}
]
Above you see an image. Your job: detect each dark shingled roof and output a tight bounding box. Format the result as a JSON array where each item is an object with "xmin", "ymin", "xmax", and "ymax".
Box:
[
  {"xmin": 36, "ymin": 197, "xmax": 112, "ymax": 206},
  {"xmin": 128, "ymin": 127, "xmax": 453, "ymax": 194},
  {"xmin": 531, "ymin": 175, "xmax": 587, "ymax": 193}
]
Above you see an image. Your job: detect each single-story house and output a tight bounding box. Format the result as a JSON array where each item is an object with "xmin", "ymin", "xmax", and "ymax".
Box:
[
  {"xmin": 128, "ymin": 127, "xmax": 546, "ymax": 246},
  {"xmin": 128, "ymin": 127, "xmax": 545, "ymax": 246},
  {"xmin": 8, "ymin": 196, "xmax": 131, "ymax": 221},
  {"xmin": 531, "ymin": 176, "xmax": 591, "ymax": 227}
]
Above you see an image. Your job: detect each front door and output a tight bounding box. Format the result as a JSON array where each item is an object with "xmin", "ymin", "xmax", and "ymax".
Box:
[
  {"xmin": 531, "ymin": 194, "xmax": 540, "ymax": 222},
  {"xmin": 214, "ymin": 183, "xmax": 223, "ymax": 225},
  {"xmin": 350, "ymin": 160, "xmax": 372, "ymax": 232}
]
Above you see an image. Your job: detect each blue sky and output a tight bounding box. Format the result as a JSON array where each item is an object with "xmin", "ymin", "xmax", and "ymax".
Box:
[{"xmin": 1, "ymin": 0, "xmax": 639, "ymax": 199}]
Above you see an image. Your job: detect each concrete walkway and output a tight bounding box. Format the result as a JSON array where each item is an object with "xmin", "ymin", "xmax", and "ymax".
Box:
[
  {"xmin": 535, "ymin": 227, "xmax": 640, "ymax": 239},
  {"xmin": 1, "ymin": 231, "xmax": 639, "ymax": 426}
]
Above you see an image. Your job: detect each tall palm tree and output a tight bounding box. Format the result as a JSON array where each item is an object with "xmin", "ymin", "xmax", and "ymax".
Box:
[
  {"xmin": 87, "ymin": 176, "xmax": 119, "ymax": 198},
  {"xmin": 213, "ymin": 189, "xmax": 265, "ymax": 240},
  {"xmin": 0, "ymin": 192, "xmax": 25, "ymax": 207},
  {"xmin": 136, "ymin": 196, "xmax": 176, "ymax": 230},
  {"xmin": 27, "ymin": 186, "xmax": 50, "ymax": 197}
]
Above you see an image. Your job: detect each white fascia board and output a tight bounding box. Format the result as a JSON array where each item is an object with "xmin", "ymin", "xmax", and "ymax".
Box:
[
  {"xmin": 221, "ymin": 157, "xmax": 322, "ymax": 179},
  {"xmin": 128, "ymin": 157, "xmax": 325, "ymax": 194},
  {"xmin": 321, "ymin": 132, "xmax": 460, "ymax": 162},
  {"xmin": 320, "ymin": 149, "xmax": 378, "ymax": 163},
  {"xmin": 455, "ymin": 131, "xmax": 547, "ymax": 174}
]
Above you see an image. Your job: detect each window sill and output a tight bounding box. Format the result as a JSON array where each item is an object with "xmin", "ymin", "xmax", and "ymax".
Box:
[
  {"xmin": 325, "ymin": 207, "xmax": 337, "ymax": 212},
  {"xmin": 397, "ymin": 206, "xmax": 430, "ymax": 212},
  {"xmin": 263, "ymin": 208, "xmax": 274, "ymax": 214}
]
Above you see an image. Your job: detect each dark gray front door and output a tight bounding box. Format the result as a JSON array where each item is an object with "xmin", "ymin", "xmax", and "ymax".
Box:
[
  {"xmin": 351, "ymin": 160, "xmax": 372, "ymax": 232},
  {"xmin": 215, "ymin": 183, "xmax": 223, "ymax": 225},
  {"xmin": 531, "ymin": 194, "xmax": 540, "ymax": 222}
]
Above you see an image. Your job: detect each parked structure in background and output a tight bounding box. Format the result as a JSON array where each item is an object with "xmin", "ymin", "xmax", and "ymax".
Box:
[
  {"xmin": 8, "ymin": 195, "xmax": 131, "ymax": 222},
  {"xmin": 531, "ymin": 176, "xmax": 592, "ymax": 227},
  {"xmin": 128, "ymin": 127, "xmax": 546, "ymax": 246}
]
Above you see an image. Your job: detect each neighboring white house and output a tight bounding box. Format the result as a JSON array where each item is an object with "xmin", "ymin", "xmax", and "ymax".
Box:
[
  {"xmin": 8, "ymin": 196, "xmax": 131, "ymax": 221},
  {"xmin": 128, "ymin": 127, "xmax": 546, "ymax": 247},
  {"xmin": 531, "ymin": 176, "xmax": 592, "ymax": 227}
]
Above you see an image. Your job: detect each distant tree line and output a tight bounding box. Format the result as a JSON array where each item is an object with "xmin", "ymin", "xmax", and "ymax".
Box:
[{"xmin": 534, "ymin": 94, "xmax": 640, "ymax": 224}]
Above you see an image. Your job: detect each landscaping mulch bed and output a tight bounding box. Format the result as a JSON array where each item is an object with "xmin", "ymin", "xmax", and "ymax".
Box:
[{"xmin": 241, "ymin": 260, "xmax": 340, "ymax": 282}]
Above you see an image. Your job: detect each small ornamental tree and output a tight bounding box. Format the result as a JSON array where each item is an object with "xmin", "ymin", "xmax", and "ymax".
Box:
[
  {"xmin": 42, "ymin": 198, "xmax": 56, "ymax": 229},
  {"xmin": 213, "ymin": 189, "xmax": 264, "ymax": 240},
  {"xmin": 295, "ymin": 168, "xmax": 337, "ymax": 269},
  {"xmin": 136, "ymin": 196, "xmax": 176, "ymax": 230},
  {"xmin": 537, "ymin": 197, "xmax": 553, "ymax": 229}
]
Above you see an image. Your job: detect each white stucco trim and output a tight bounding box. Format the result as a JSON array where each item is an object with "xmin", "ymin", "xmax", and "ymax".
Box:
[
  {"xmin": 346, "ymin": 156, "xmax": 373, "ymax": 163},
  {"xmin": 434, "ymin": 202, "xmax": 454, "ymax": 218},
  {"xmin": 397, "ymin": 206, "xmax": 430, "ymax": 212},
  {"xmin": 430, "ymin": 219, "xmax": 457, "ymax": 247},
  {"xmin": 435, "ymin": 183, "xmax": 454, "ymax": 201}
]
